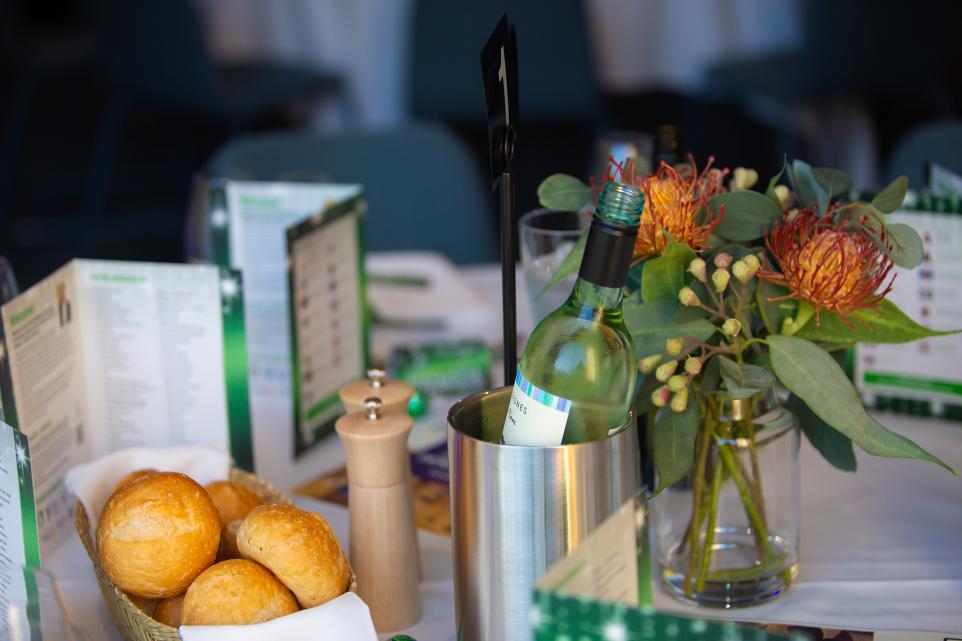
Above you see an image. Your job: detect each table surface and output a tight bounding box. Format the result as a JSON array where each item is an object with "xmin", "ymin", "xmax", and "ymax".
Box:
[{"xmin": 48, "ymin": 259, "xmax": 962, "ymax": 639}]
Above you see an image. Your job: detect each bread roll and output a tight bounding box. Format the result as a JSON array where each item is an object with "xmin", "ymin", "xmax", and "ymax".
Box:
[
  {"xmin": 237, "ymin": 505, "xmax": 350, "ymax": 608},
  {"xmin": 98, "ymin": 472, "xmax": 220, "ymax": 598},
  {"xmin": 153, "ymin": 594, "xmax": 184, "ymax": 628},
  {"xmin": 218, "ymin": 520, "xmax": 243, "ymax": 561},
  {"xmin": 204, "ymin": 480, "xmax": 262, "ymax": 527},
  {"xmin": 114, "ymin": 468, "xmax": 158, "ymax": 493},
  {"xmin": 181, "ymin": 559, "xmax": 298, "ymax": 625}
]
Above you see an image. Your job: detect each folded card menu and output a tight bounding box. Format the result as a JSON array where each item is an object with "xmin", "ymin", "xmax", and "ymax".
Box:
[
  {"xmin": 205, "ymin": 179, "xmax": 366, "ymax": 488},
  {"xmin": 0, "ymin": 260, "xmax": 251, "ymax": 554}
]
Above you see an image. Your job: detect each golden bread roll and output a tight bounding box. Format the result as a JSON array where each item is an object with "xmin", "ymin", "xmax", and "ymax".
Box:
[
  {"xmin": 218, "ymin": 520, "xmax": 243, "ymax": 561},
  {"xmin": 181, "ymin": 559, "xmax": 299, "ymax": 625},
  {"xmin": 153, "ymin": 594, "xmax": 184, "ymax": 628},
  {"xmin": 114, "ymin": 468, "xmax": 158, "ymax": 493},
  {"xmin": 97, "ymin": 472, "xmax": 220, "ymax": 598},
  {"xmin": 204, "ymin": 480, "xmax": 262, "ymax": 527},
  {"xmin": 125, "ymin": 592, "xmax": 156, "ymax": 616},
  {"xmin": 237, "ymin": 505, "xmax": 350, "ymax": 608}
]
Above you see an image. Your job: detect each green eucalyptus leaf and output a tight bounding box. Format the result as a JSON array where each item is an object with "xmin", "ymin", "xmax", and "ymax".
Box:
[
  {"xmin": 708, "ymin": 190, "xmax": 783, "ymax": 242},
  {"xmin": 765, "ymin": 158, "xmax": 788, "ymax": 208},
  {"xmin": 883, "ymin": 222, "xmax": 924, "ymax": 268},
  {"xmin": 812, "ymin": 167, "xmax": 854, "ymax": 200},
  {"xmin": 536, "ymin": 228, "xmax": 587, "ymax": 299},
  {"xmin": 652, "ymin": 402, "xmax": 700, "ymax": 494},
  {"xmin": 641, "ymin": 237, "xmax": 695, "ymax": 301},
  {"xmin": 872, "ymin": 175, "xmax": 909, "ymax": 213},
  {"xmin": 767, "ymin": 335, "xmax": 955, "ymax": 473},
  {"xmin": 755, "ymin": 279, "xmax": 795, "ymax": 335},
  {"xmin": 623, "ymin": 299, "xmax": 716, "ymax": 357},
  {"xmin": 786, "ymin": 394, "xmax": 857, "ymax": 472},
  {"xmin": 791, "ymin": 160, "xmax": 828, "ymax": 214},
  {"xmin": 717, "ymin": 356, "xmax": 776, "ymax": 399},
  {"xmin": 794, "ymin": 299, "xmax": 958, "ymax": 345},
  {"xmin": 537, "ymin": 174, "xmax": 593, "ymax": 211},
  {"xmin": 699, "ymin": 353, "xmax": 722, "ymax": 392}
]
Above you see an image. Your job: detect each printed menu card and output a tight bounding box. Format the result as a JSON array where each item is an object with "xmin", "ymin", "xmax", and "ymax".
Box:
[{"xmin": 0, "ymin": 260, "xmax": 251, "ymax": 554}]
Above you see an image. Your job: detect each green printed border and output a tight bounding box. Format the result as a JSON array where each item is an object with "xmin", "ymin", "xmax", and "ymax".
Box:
[
  {"xmin": 208, "ymin": 178, "xmax": 232, "ymax": 267},
  {"xmin": 287, "ymin": 195, "xmax": 369, "ymax": 459},
  {"xmin": 219, "ymin": 268, "xmax": 254, "ymax": 471},
  {"xmin": 531, "ymin": 591, "xmax": 796, "ymax": 641},
  {"xmin": 13, "ymin": 429, "xmax": 42, "ymax": 639}
]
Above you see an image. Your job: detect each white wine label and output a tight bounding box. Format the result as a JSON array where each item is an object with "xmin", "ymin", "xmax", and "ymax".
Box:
[{"xmin": 502, "ymin": 371, "xmax": 572, "ymax": 446}]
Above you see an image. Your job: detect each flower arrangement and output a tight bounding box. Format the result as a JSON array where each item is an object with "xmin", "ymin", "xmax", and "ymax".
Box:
[{"xmin": 537, "ymin": 157, "xmax": 957, "ymax": 603}]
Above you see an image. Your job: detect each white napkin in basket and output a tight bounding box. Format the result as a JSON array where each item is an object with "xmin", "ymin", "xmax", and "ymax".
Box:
[{"xmin": 179, "ymin": 591, "xmax": 377, "ymax": 641}]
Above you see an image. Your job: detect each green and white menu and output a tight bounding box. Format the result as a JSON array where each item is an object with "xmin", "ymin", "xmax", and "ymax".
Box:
[
  {"xmin": 207, "ymin": 179, "xmax": 365, "ymax": 486},
  {"xmin": 855, "ymin": 200, "xmax": 962, "ymax": 419},
  {"xmin": 286, "ymin": 196, "xmax": 367, "ymax": 456},
  {"xmin": 0, "ymin": 260, "xmax": 251, "ymax": 554},
  {"xmin": 0, "ymin": 420, "xmax": 41, "ymax": 640}
]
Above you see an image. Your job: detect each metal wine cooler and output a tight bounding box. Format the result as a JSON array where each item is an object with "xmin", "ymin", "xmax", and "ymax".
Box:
[{"xmin": 448, "ymin": 387, "xmax": 641, "ymax": 641}]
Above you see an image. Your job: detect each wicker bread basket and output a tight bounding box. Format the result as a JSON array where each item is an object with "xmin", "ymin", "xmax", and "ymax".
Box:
[{"xmin": 75, "ymin": 467, "xmax": 357, "ymax": 641}]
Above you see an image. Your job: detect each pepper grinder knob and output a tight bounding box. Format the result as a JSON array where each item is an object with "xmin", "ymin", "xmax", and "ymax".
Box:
[
  {"xmin": 364, "ymin": 397, "xmax": 382, "ymax": 421},
  {"xmin": 367, "ymin": 368, "xmax": 386, "ymax": 389}
]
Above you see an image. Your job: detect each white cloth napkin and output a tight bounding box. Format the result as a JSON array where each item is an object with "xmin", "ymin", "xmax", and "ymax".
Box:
[
  {"xmin": 65, "ymin": 445, "xmax": 230, "ymax": 536},
  {"xmin": 64, "ymin": 446, "xmax": 378, "ymax": 640},
  {"xmin": 179, "ymin": 591, "xmax": 377, "ymax": 641}
]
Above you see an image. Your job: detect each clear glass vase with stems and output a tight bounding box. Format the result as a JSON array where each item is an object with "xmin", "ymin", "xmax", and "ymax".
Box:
[{"xmin": 650, "ymin": 389, "xmax": 800, "ymax": 608}]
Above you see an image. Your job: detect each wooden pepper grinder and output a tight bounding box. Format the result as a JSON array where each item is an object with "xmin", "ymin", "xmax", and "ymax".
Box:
[
  {"xmin": 339, "ymin": 368, "xmax": 415, "ymax": 415},
  {"xmin": 335, "ymin": 398, "xmax": 421, "ymax": 632}
]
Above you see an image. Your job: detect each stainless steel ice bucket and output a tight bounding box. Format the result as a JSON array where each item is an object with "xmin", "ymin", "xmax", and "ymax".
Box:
[{"xmin": 448, "ymin": 386, "xmax": 640, "ymax": 641}]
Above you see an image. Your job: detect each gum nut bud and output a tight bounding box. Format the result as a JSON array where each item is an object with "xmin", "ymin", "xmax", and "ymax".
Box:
[
  {"xmin": 668, "ymin": 374, "xmax": 688, "ymax": 392},
  {"xmin": 774, "ymin": 184, "xmax": 791, "ymax": 207},
  {"xmin": 639, "ymin": 354, "xmax": 662, "ymax": 374},
  {"xmin": 712, "ymin": 268, "xmax": 730, "ymax": 293},
  {"xmin": 651, "ymin": 386, "xmax": 671, "ymax": 408},
  {"xmin": 722, "ymin": 318, "xmax": 742, "ymax": 337},
  {"xmin": 743, "ymin": 254, "xmax": 761, "ymax": 272},
  {"xmin": 684, "ymin": 356, "xmax": 702, "ymax": 375},
  {"xmin": 713, "ymin": 252, "xmax": 733, "ymax": 268},
  {"xmin": 679, "ymin": 286, "xmax": 700, "ymax": 307},
  {"xmin": 670, "ymin": 387, "xmax": 690, "ymax": 413},
  {"xmin": 655, "ymin": 360, "xmax": 678, "ymax": 383},
  {"xmin": 687, "ymin": 257, "xmax": 708, "ymax": 282},
  {"xmin": 665, "ymin": 338, "xmax": 684, "ymax": 355},
  {"xmin": 732, "ymin": 260, "xmax": 751, "ymax": 283},
  {"xmin": 732, "ymin": 167, "xmax": 759, "ymax": 190}
]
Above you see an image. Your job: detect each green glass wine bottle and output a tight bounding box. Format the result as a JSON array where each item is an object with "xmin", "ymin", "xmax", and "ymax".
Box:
[{"xmin": 503, "ymin": 181, "xmax": 643, "ymax": 446}]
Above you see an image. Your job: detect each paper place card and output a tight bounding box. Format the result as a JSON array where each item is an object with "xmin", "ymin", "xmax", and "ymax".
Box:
[
  {"xmin": 0, "ymin": 260, "xmax": 251, "ymax": 554},
  {"xmin": 207, "ymin": 179, "xmax": 364, "ymax": 487}
]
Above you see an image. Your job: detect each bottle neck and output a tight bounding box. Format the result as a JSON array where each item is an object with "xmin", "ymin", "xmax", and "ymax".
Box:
[
  {"xmin": 570, "ymin": 217, "xmax": 636, "ymax": 313},
  {"xmin": 569, "ymin": 277, "xmax": 624, "ymax": 312}
]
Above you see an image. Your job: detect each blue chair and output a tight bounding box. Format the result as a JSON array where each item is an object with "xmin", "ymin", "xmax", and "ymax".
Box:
[
  {"xmin": 206, "ymin": 123, "xmax": 498, "ymax": 264},
  {"xmin": 885, "ymin": 120, "xmax": 962, "ymax": 188}
]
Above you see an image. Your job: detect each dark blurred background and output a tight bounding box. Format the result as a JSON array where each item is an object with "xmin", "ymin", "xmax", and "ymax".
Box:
[{"xmin": 3, "ymin": 0, "xmax": 962, "ymax": 287}]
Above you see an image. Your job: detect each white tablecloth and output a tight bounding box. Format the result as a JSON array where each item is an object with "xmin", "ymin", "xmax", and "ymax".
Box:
[{"xmin": 50, "ymin": 262, "xmax": 962, "ymax": 639}]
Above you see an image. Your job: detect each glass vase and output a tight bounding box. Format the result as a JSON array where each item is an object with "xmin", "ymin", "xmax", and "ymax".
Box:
[{"xmin": 650, "ymin": 390, "xmax": 800, "ymax": 608}]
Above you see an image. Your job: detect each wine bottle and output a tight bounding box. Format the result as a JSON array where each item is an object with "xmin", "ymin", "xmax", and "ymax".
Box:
[
  {"xmin": 503, "ymin": 181, "xmax": 643, "ymax": 446},
  {"xmin": 652, "ymin": 124, "xmax": 686, "ymax": 169}
]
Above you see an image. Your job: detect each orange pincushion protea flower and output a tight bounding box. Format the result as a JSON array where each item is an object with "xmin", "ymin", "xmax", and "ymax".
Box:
[
  {"xmin": 634, "ymin": 160, "xmax": 726, "ymax": 258},
  {"xmin": 759, "ymin": 207, "xmax": 895, "ymax": 326}
]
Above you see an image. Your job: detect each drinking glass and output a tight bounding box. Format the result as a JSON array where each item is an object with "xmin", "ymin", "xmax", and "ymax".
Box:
[
  {"xmin": 594, "ymin": 131, "xmax": 654, "ymax": 180},
  {"xmin": 520, "ymin": 209, "xmax": 588, "ymax": 324}
]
